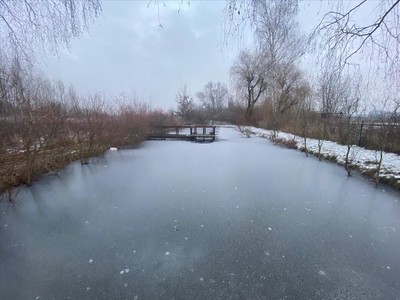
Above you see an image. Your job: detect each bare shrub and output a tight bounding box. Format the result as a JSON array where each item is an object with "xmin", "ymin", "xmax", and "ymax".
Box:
[{"xmin": 237, "ymin": 125, "xmax": 252, "ymax": 138}]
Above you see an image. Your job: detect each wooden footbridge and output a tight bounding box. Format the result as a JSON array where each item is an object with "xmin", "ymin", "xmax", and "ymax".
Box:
[{"xmin": 148, "ymin": 125, "xmax": 219, "ymax": 142}]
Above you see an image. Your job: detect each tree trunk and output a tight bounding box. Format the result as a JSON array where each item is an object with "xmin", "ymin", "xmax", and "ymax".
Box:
[
  {"xmin": 375, "ymin": 150, "xmax": 383, "ymax": 188},
  {"xmin": 358, "ymin": 120, "xmax": 364, "ymax": 146},
  {"xmin": 344, "ymin": 144, "xmax": 352, "ymax": 177},
  {"xmin": 303, "ymin": 125, "xmax": 308, "ymax": 157},
  {"xmin": 245, "ymin": 104, "xmax": 254, "ymax": 123},
  {"xmin": 318, "ymin": 139, "xmax": 323, "ymax": 161}
]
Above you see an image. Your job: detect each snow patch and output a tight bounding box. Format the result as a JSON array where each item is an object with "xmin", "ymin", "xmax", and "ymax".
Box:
[{"xmin": 241, "ymin": 126, "xmax": 400, "ymax": 186}]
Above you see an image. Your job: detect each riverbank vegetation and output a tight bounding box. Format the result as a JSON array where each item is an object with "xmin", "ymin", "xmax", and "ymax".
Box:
[
  {"xmin": 0, "ymin": 1, "xmax": 177, "ymax": 202},
  {"xmin": 239, "ymin": 126, "xmax": 400, "ymax": 190},
  {"xmin": 0, "ymin": 61, "xmax": 175, "ymax": 201}
]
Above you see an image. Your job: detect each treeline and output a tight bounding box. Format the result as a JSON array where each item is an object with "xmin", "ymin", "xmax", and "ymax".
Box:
[
  {"xmin": 174, "ymin": 0, "xmax": 399, "ymax": 159},
  {"xmin": 174, "ymin": 79, "xmax": 400, "ymax": 155},
  {"xmin": 0, "ymin": 61, "xmax": 175, "ymax": 200}
]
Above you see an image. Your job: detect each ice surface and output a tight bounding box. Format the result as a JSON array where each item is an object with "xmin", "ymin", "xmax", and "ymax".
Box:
[{"xmin": 1, "ymin": 127, "xmax": 399, "ymax": 300}]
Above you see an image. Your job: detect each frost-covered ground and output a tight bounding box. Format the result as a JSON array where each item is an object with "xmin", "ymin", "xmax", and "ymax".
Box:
[{"xmin": 235, "ymin": 126, "xmax": 400, "ymax": 187}]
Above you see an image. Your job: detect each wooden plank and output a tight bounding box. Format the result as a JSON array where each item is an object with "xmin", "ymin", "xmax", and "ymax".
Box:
[
  {"xmin": 152, "ymin": 125, "xmax": 217, "ymax": 129},
  {"xmin": 148, "ymin": 125, "xmax": 219, "ymax": 142},
  {"xmin": 190, "ymin": 134, "xmax": 215, "ymax": 137},
  {"xmin": 148, "ymin": 134, "xmax": 190, "ymax": 140}
]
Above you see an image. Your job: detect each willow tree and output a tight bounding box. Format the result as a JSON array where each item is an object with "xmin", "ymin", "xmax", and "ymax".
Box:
[
  {"xmin": 0, "ymin": 0, "xmax": 102, "ymax": 65},
  {"xmin": 311, "ymin": 1, "xmax": 399, "ymax": 75},
  {"xmin": 223, "ymin": 0, "xmax": 307, "ymax": 128},
  {"xmin": 230, "ymin": 50, "xmax": 267, "ymax": 122}
]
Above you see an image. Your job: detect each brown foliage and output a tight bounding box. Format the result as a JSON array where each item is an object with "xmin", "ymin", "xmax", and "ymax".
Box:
[{"xmin": 0, "ymin": 68, "xmax": 172, "ymax": 201}]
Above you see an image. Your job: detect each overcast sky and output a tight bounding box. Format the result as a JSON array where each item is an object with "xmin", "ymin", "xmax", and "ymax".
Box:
[{"xmin": 38, "ymin": 1, "xmax": 373, "ymax": 110}]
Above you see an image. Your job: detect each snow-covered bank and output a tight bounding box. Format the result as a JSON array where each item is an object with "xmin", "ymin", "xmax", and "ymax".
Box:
[{"xmin": 239, "ymin": 126, "xmax": 400, "ymax": 190}]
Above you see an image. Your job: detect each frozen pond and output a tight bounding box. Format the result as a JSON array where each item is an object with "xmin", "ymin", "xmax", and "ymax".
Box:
[{"xmin": 1, "ymin": 127, "xmax": 399, "ymax": 299}]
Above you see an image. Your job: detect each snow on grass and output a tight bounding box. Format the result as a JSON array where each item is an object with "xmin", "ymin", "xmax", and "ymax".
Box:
[{"xmin": 240, "ymin": 126, "xmax": 400, "ymax": 187}]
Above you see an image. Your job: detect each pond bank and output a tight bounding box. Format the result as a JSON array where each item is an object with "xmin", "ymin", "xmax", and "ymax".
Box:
[{"xmin": 240, "ymin": 126, "xmax": 400, "ymax": 190}]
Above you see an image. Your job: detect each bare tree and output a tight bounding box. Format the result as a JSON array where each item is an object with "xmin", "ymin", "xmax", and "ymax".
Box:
[
  {"xmin": 371, "ymin": 96, "xmax": 399, "ymax": 187},
  {"xmin": 254, "ymin": 0, "xmax": 306, "ymax": 65},
  {"xmin": 254, "ymin": 0, "xmax": 307, "ymax": 117},
  {"xmin": 71, "ymin": 93, "xmax": 111, "ymax": 164},
  {"xmin": 229, "ymin": 0, "xmax": 307, "ymax": 129},
  {"xmin": 339, "ymin": 74, "xmax": 364, "ymax": 177},
  {"xmin": 230, "ymin": 50, "xmax": 267, "ymax": 122},
  {"xmin": 296, "ymin": 82, "xmax": 313, "ymax": 157},
  {"xmin": 175, "ymin": 84, "xmax": 194, "ymax": 122},
  {"xmin": 196, "ymin": 81, "xmax": 228, "ymax": 120},
  {"xmin": 0, "ymin": 0, "xmax": 102, "ymax": 65},
  {"xmin": 221, "ymin": 0, "xmax": 300, "ymax": 44},
  {"xmin": 311, "ymin": 0, "xmax": 399, "ymax": 77},
  {"xmin": 273, "ymin": 64, "xmax": 308, "ymax": 115},
  {"xmin": 317, "ymin": 53, "xmax": 351, "ymax": 140}
]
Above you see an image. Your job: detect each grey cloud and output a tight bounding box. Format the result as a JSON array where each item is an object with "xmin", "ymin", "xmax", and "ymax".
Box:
[{"xmin": 40, "ymin": 1, "xmax": 236, "ymax": 109}]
